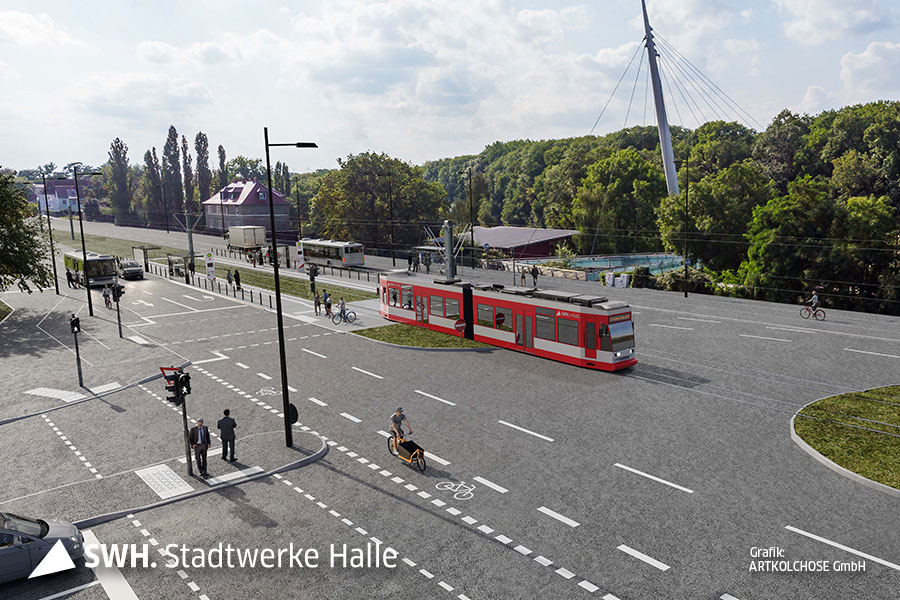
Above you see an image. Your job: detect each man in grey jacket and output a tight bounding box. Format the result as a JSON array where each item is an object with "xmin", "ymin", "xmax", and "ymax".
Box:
[{"xmin": 217, "ymin": 409, "xmax": 237, "ymax": 462}]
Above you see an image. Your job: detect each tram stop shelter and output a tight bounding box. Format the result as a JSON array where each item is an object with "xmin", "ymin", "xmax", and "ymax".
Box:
[
  {"xmin": 467, "ymin": 226, "xmax": 579, "ymax": 258},
  {"xmin": 131, "ymin": 245, "xmax": 160, "ymax": 272}
]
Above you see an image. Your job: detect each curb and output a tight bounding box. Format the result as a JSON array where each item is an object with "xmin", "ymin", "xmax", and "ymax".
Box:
[
  {"xmin": 791, "ymin": 394, "xmax": 900, "ymax": 501},
  {"xmin": 74, "ymin": 430, "xmax": 328, "ymax": 529},
  {"xmin": 349, "ymin": 329, "xmax": 495, "ymax": 353}
]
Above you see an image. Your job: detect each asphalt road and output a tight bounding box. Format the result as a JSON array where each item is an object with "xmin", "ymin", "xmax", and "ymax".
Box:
[{"xmin": 2, "ymin": 222, "xmax": 899, "ymax": 599}]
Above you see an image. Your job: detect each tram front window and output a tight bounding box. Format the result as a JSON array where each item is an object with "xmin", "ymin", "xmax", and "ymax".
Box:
[{"xmin": 608, "ymin": 321, "xmax": 634, "ymax": 351}]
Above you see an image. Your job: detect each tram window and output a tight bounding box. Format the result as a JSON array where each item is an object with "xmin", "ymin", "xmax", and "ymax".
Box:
[
  {"xmin": 495, "ymin": 306, "xmax": 513, "ymax": 332},
  {"xmin": 557, "ymin": 317, "xmax": 578, "ymax": 346},
  {"xmin": 400, "ymin": 286, "xmax": 414, "ymax": 310},
  {"xmin": 430, "ymin": 296, "xmax": 444, "ymax": 317},
  {"xmin": 477, "ymin": 304, "xmax": 494, "ymax": 327},
  {"xmin": 445, "ymin": 298, "xmax": 460, "ymax": 320},
  {"xmin": 389, "ymin": 288, "xmax": 399, "ymax": 307},
  {"xmin": 535, "ymin": 307, "xmax": 556, "ymax": 340},
  {"xmin": 586, "ymin": 323, "xmax": 596, "ymax": 350},
  {"xmin": 609, "ymin": 321, "xmax": 635, "ymax": 351},
  {"xmin": 599, "ymin": 324, "xmax": 611, "ymax": 351}
]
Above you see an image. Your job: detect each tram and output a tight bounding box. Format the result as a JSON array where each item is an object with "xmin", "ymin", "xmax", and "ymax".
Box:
[
  {"xmin": 299, "ymin": 238, "xmax": 365, "ymax": 267},
  {"xmin": 378, "ymin": 271, "xmax": 636, "ymax": 371}
]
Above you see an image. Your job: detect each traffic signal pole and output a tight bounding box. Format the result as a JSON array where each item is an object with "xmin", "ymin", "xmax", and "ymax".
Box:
[
  {"xmin": 71, "ymin": 315, "xmax": 84, "ymax": 387},
  {"xmin": 114, "ymin": 292, "xmax": 123, "ymax": 338},
  {"xmin": 163, "ymin": 366, "xmax": 194, "ymax": 476},
  {"xmin": 181, "ymin": 398, "xmax": 193, "ymax": 477}
]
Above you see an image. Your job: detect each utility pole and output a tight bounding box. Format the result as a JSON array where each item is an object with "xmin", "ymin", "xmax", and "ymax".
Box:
[
  {"xmin": 40, "ymin": 172, "xmax": 59, "ymax": 295},
  {"xmin": 114, "ymin": 284, "xmax": 123, "ymax": 338},
  {"xmin": 72, "ymin": 165, "xmax": 96, "ymax": 316},
  {"xmin": 70, "ymin": 315, "xmax": 83, "ymax": 387},
  {"xmin": 683, "ymin": 154, "xmax": 690, "ymax": 298}
]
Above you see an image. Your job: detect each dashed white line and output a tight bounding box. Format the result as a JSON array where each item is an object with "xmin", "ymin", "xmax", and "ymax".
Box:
[
  {"xmin": 424, "ymin": 451, "xmax": 450, "ymax": 466},
  {"xmin": 721, "ymin": 595, "xmax": 742, "ymax": 600},
  {"xmin": 414, "ymin": 389, "xmax": 456, "ymax": 406},
  {"xmin": 352, "ymin": 366, "xmax": 384, "ymax": 379},
  {"xmin": 537, "ymin": 506, "xmax": 580, "ymax": 528},
  {"xmin": 677, "ymin": 317, "xmax": 721, "ymax": 323},
  {"xmin": 614, "ymin": 463, "xmax": 695, "ymax": 494},
  {"xmin": 473, "ymin": 476, "xmax": 508, "ymax": 494},
  {"xmin": 784, "ymin": 525, "xmax": 900, "ymax": 571},
  {"xmin": 302, "ymin": 348, "xmax": 327, "ymax": 359},
  {"xmin": 498, "ymin": 420, "xmax": 554, "ymax": 442},
  {"xmin": 648, "ymin": 323, "xmax": 693, "ymax": 330},
  {"xmin": 308, "ymin": 397, "xmax": 328, "ymax": 407},
  {"xmin": 617, "ymin": 544, "xmax": 670, "ymax": 571},
  {"xmin": 738, "ymin": 333, "xmax": 790, "ymax": 342},
  {"xmin": 257, "ymin": 373, "xmax": 272, "ymax": 380},
  {"xmin": 843, "ymin": 348, "xmax": 900, "ymax": 360},
  {"xmin": 340, "ymin": 412, "xmax": 362, "ymax": 423},
  {"xmin": 235, "ymin": 362, "xmax": 249, "ymax": 369}
]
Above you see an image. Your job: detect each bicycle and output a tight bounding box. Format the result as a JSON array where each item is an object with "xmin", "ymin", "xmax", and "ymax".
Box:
[
  {"xmin": 332, "ymin": 310, "xmax": 357, "ymax": 325},
  {"xmin": 800, "ymin": 305, "xmax": 826, "ymax": 321},
  {"xmin": 103, "ymin": 294, "xmax": 112, "ymax": 309},
  {"xmin": 388, "ymin": 432, "xmax": 427, "ymax": 472},
  {"xmin": 435, "ymin": 481, "xmax": 475, "ymax": 501}
]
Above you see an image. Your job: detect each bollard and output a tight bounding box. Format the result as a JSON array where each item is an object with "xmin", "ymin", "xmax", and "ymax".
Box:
[
  {"xmin": 250, "ymin": 290, "xmax": 254, "ymax": 303},
  {"xmin": 241, "ymin": 289, "xmax": 245, "ymax": 300},
  {"xmin": 269, "ymin": 296, "xmax": 272, "ymax": 309},
  {"xmin": 218, "ymin": 281, "xmax": 221, "ymax": 293}
]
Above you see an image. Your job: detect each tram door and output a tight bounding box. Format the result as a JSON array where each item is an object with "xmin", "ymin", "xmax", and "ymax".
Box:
[
  {"xmin": 585, "ymin": 321, "xmax": 596, "ymax": 359},
  {"xmin": 415, "ymin": 295, "xmax": 428, "ymax": 323},
  {"xmin": 515, "ymin": 313, "xmax": 533, "ymax": 350}
]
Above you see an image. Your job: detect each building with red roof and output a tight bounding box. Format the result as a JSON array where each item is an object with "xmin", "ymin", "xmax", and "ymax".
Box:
[{"xmin": 202, "ymin": 179, "xmax": 291, "ymax": 235}]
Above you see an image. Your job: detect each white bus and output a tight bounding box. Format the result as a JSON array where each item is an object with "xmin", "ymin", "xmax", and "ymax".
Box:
[
  {"xmin": 299, "ymin": 239, "xmax": 365, "ymax": 267},
  {"xmin": 63, "ymin": 251, "xmax": 118, "ymax": 287}
]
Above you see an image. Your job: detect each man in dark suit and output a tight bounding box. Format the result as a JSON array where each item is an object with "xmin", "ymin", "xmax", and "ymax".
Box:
[
  {"xmin": 189, "ymin": 418, "xmax": 210, "ymax": 476},
  {"xmin": 217, "ymin": 409, "xmax": 237, "ymax": 462}
]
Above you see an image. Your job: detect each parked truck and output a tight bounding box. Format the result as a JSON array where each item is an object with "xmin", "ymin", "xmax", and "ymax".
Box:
[{"xmin": 227, "ymin": 226, "xmax": 266, "ymax": 250}]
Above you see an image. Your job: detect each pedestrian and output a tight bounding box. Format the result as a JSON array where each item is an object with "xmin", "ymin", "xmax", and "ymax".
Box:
[
  {"xmin": 217, "ymin": 409, "xmax": 237, "ymax": 462},
  {"xmin": 520, "ymin": 268, "xmax": 526, "ymax": 287},
  {"xmin": 413, "ymin": 254, "xmax": 419, "ymax": 273},
  {"xmin": 250, "ymin": 253, "xmax": 256, "ymax": 268},
  {"xmin": 226, "ymin": 270, "xmax": 233, "ymax": 286},
  {"xmin": 323, "ymin": 290, "xmax": 332, "ymax": 317},
  {"xmin": 314, "ymin": 291, "xmax": 321, "ymax": 316},
  {"xmin": 407, "ymin": 254, "xmax": 413, "ymax": 271},
  {"xmin": 189, "ymin": 418, "xmax": 211, "ymax": 476},
  {"xmin": 65, "ymin": 268, "xmax": 74, "ymax": 289},
  {"xmin": 531, "ymin": 265, "xmax": 539, "ymax": 287},
  {"xmin": 233, "ymin": 269, "xmax": 241, "ymax": 290},
  {"xmin": 102, "ymin": 284, "xmax": 112, "ymax": 309},
  {"xmin": 424, "ymin": 253, "xmax": 431, "ymax": 274},
  {"xmin": 310, "ymin": 279, "xmax": 316, "ymax": 295}
]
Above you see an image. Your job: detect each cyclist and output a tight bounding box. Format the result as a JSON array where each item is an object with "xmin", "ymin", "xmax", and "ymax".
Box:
[
  {"xmin": 338, "ymin": 296, "xmax": 346, "ymax": 321},
  {"xmin": 102, "ymin": 285, "xmax": 112, "ymax": 309},
  {"xmin": 807, "ymin": 290, "xmax": 819, "ymax": 311},
  {"xmin": 390, "ymin": 407, "xmax": 413, "ymax": 446}
]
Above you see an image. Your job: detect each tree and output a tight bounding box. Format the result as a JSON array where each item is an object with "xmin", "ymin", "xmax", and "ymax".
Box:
[
  {"xmin": 143, "ymin": 148, "xmax": 164, "ymax": 227},
  {"xmin": 195, "ymin": 132, "xmax": 212, "ymax": 203},
  {"xmin": 657, "ymin": 161, "xmax": 775, "ymax": 271},
  {"xmin": 181, "ymin": 135, "xmax": 194, "ymax": 214},
  {"xmin": 752, "ymin": 110, "xmax": 810, "ymax": 193},
  {"xmin": 108, "ymin": 137, "xmax": 131, "ymax": 225},
  {"xmin": 217, "ymin": 145, "xmax": 227, "ymax": 190},
  {"xmin": 226, "ymin": 156, "xmax": 265, "ymax": 181},
  {"xmin": 0, "ymin": 169, "xmax": 53, "ymax": 292},
  {"xmin": 831, "ymin": 150, "xmax": 880, "ymax": 199},
  {"xmin": 162, "ymin": 126, "xmax": 183, "ymax": 216},
  {"xmin": 687, "ymin": 120, "xmax": 755, "ymax": 180}
]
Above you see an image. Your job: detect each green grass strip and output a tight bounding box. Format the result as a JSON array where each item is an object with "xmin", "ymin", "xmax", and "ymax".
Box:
[{"xmin": 352, "ymin": 323, "xmax": 491, "ymax": 349}]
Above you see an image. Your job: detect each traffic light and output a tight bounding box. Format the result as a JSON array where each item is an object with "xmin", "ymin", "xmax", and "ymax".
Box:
[
  {"xmin": 165, "ymin": 371, "xmax": 183, "ymax": 406},
  {"xmin": 177, "ymin": 372, "xmax": 191, "ymax": 398},
  {"xmin": 112, "ymin": 284, "xmax": 124, "ymax": 302},
  {"xmin": 70, "ymin": 315, "xmax": 81, "ymax": 334}
]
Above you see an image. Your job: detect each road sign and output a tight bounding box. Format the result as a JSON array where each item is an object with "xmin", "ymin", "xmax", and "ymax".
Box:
[
  {"xmin": 205, "ymin": 252, "xmax": 215, "ymax": 280},
  {"xmin": 495, "ymin": 312, "xmax": 505, "ymax": 326},
  {"xmin": 289, "ymin": 403, "xmax": 298, "ymax": 425},
  {"xmin": 454, "ymin": 319, "xmax": 466, "ymax": 332}
]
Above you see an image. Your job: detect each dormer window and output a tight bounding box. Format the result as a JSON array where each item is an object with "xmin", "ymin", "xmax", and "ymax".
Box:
[
  {"xmin": 259, "ymin": 190, "xmax": 267, "ymax": 200},
  {"xmin": 219, "ymin": 191, "xmax": 225, "ymax": 200}
]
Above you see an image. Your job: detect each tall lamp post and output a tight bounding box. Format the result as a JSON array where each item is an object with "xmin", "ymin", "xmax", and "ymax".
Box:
[
  {"xmin": 457, "ymin": 167, "xmax": 474, "ymax": 269},
  {"xmin": 682, "ymin": 155, "xmax": 690, "ymax": 299},
  {"xmin": 72, "ymin": 165, "xmax": 102, "ymax": 316},
  {"xmin": 264, "ymin": 127, "xmax": 317, "ymax": 448},
  {"xmin": 40, "ymin": 172, "xmax": 60, "ymax": 295}
]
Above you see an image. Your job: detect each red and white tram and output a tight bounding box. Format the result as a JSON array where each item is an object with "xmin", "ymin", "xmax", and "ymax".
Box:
[{"xmin": 378, "ymin": 271, "xmax": 636, "ymax": 371}]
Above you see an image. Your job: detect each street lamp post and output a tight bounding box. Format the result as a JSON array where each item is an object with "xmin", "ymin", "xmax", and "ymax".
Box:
[
  {"xmin": 264, "ymin": 127, "xmax": 317, "ymax": 448},
  {"xmin": 72, "ymin": 165, "xmax": 101, "ymax": 316},
  {"xmin": 40, "ymin": 172, "xmax": 60, "ymax": 295},
  {"xmin": 683, "ymin": 155, "xmax": 690, "ymax": 299},
  {"xmin": 457, "ymin": 167, "xmax": 475, "ymax": 270}
]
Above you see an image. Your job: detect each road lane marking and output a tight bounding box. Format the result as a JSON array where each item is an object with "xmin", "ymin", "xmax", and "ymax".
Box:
[
  {"xmin": 677, "ymin": 317, "xmax": 720, "ymax": 323},
  {"xmin": 162, "ymin": 297, "xmax": 199, "ymax": 311},
  {"xmin": 648, "ymin": 323, "xmax": 694, "ymax": 330},
  {"xmin": 424, "ymin": 451, "xmax": 450, "ymax": 466},
  {"xmin": 414, "ymin": 389, "xmax": 456, "ymax": 406},
  {"xmin": 721, "ymin": 595, "xmax": 741, "ymax": 600},
  {"xmin": 341, "ymin": 412, "xmax": 362, "ymax": 423},
  {"xmin": 843, "ymin": 348, "xmax": 900, "ymax": 360},
  {"xmin": 302, "ymin": 348, "xmax": 327, "ymax": 358},
  {"xmin": 308, "ymin": 397, "xmax": 328, "ymax": 406},
  {"xmin": 192, "ymin": 351, "xmax": 229, "ymax": 364},
  {"xmin": 257, "ymin": 373, "xmax": 272, "ymax": 380},
  {"xmin": 235, "ymin": 362, "xmax": 249, "ymax": 369},
  {"xmin": 377, "ymin": 430, "xmax": 392, "ymax": 438},
  {"xmin": 83, "ymin": 530, "xmax": 140, "ymax": 599},
  {"xmin": 785, "ymin": 525, "xmax": 900, "ymax": 571},
  {"xmin": 473, "ymin": 476, "xmax": 508, "ymax": 494},
  {"xmin": 182, "ymin": 294, "xmax": 203, "ymax": 302},
  {"xmin": 617, "ymin": 544, "xmax": 670, "ymax": 570},
  {"xmin": 287, "ymin": 385, "xmax": 298, "ymax": 392},
  {"xmin": 537, "ymin": 506, "xmax": 580, "ymax": 528},
  {"xmin": 738, "ymin": 333, "xmax": 790, "ymax": 342},
  {"xmin": 352, "ymin": 366, "xmax": 384, "ymax": 379},
  {"xmin": 767, "ymin": 325, "xmax": 816, "ymax": 333},
  {"xmin": 614, "ymin": 463, "xmax": 694, "ymax": 494},
  {"xmin": 498, "ymin": 420, "xmax": 554, "ymax": 442},
  {"xmin": 36, "ymin": 581, "xmax": 102, "ymax": 600}
]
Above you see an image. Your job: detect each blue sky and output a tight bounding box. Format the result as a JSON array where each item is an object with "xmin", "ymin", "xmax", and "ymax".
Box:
[{"xmin": 1, "ymin": 0, "xmax": 899, "ymax": 174}]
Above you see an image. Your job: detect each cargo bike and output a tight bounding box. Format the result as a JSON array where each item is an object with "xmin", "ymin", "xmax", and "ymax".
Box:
[{"xmin": 387, "ymin": 432, "xmax": 427, "ymax": 472}]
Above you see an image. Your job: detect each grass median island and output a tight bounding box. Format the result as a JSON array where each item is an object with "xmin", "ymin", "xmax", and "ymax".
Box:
[
  {"xmin": 794, "ymin": 385, "xmax": 900, "ymax": 490},
  {"xmin": 352, "ymin": 323, "xmax": 491, "ymax": 349},
  {"xmin": 233, "ymin": 268, "xmax": 376, "ymax": 303},
  {"xmin": 0, "ymin": 299, "xmax": 10, "ymax": 322},
  {"xmin": 59, "ymin": 231, "xmax": 184, "ymax": 259}
]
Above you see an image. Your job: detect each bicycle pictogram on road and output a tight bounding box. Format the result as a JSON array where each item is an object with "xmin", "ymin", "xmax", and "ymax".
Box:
[{"xmin": 435, "ymin": 481, "xmax": 476, "ymax": 500}]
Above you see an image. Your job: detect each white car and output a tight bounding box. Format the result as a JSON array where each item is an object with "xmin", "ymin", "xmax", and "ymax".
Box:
[{"xmin": 0, "ymin": 513, "xmax": 84, "ymax": 584}]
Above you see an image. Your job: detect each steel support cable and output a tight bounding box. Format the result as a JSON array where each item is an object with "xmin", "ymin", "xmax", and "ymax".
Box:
[
  {"xmin": 657, "ymin": 41, "xmax": 736, "ymax": 124},
  {"xmin": 656, "ymin": 34, "xmax": 763, "ymax": 130},
  {"xmin": 657, "ymin": 45, "xmax": 725, "ymax": 122},
  {"xmin": 658, "ymin": 53, "xmax": 700, "ymax": 126},
  {"xmin": 588, "ymin": 38, "xmax": 646, "ymax": 137}
]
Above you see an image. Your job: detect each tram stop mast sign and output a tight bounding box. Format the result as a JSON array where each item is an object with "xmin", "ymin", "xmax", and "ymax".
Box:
[{"xmin": 454, "ymin": 319, "xmax": 466, "ymax": 332}]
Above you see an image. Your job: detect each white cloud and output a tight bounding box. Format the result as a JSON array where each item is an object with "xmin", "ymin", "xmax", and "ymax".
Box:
[
  {"xmin": 839, "ymin": 41, "xmax": 900, "ymax": 101},
  {"xmin": 773, "ymin": 0, "xmax": 891, "ymax": 44},
  {"xmin": 77, "ymin": 73, "xmax": 213, "ymax": 126},
  {"xmin": 795, "ymin": 85, "xmax": 830, "ymax": 113},
  {"xmin": 137, "ymin": 40, "xmax": 241, "ymax": 65},
  {"xmin": 0, "ymin": 60, "xmax": 18, "ymax": 79},
  {"xmin": 0, "ymin": 11, "xmax": 85, "ymax": 46}
]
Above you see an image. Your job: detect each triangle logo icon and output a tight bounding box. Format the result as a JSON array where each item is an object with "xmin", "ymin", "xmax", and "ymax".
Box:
[{"xmin": 28, "ymin": 540, "xmax": 76, "ymax": 579}]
